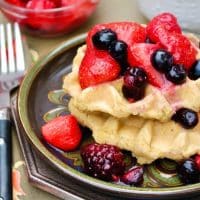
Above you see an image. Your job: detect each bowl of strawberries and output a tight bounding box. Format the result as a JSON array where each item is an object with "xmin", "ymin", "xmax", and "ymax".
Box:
[{"xmin": 0, "ymin": 0, "xmax": 100, "ymax": 37}]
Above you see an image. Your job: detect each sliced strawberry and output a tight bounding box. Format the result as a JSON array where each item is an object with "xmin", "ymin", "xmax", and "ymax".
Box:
[
  {"xmin": 87, "ymin": 22, "xmax": 147, "ymax": 49},
  {"xmin": 158, "ymin": 32, "xmax": 197, "ymax": 69},
  {"xmin": 26, "ymin": 0, "xmax": 56, "ymax": 9},
  {"xmin": 79, "ymin": 48, "xmax": 121, "ymax": 89},
  {"xmin": 41, "ymin": 115, "xmax": 82, "ymax": 151},
  {"xmin": 147, "ymin": 12, "xmax": 181, "ymax": 43},
  {"xmin": 6, "ymin": 0, "xmax": 26, "ymax": 7},
  {"xmin": 128, "ymin": 43, "xmax": 165, "ymax": 88}
]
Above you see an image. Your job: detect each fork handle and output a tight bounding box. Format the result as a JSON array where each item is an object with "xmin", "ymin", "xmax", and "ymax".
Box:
[{"xmin": 0, "ymin": 108, "xmax": 12, "ymax": 200}]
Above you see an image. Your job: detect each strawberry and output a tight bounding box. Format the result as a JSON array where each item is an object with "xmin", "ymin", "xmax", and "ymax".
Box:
[
  {"xmin": 128, "ymin": 43, "xmax": 165, "ymax": 88},
  {"xmin": 79, "ymin": 48, "xmax": 121, "ymax": 89},
  {"xmin": 147, "ymin": 12, "xmax": 181, "ymax": 43},
  {"xmin": 79, "ymin": 22, "xmax": 146, "ymax": 89},
  {"xmin": 194, "ymin": 154, "xmax": 200, "ymax": 171},
  {"xmin": 87, "ymin": 22, "xmax": 146, "ymax": 49},
  {"xmin": 158, "ymin": 32, "xmax": 197, "ymax": 69},
  {"xmin": 6, "ymin": 0, "xmax": 26, "ymax": 7},
  {"xmin": 26, "ymin": 0, "xmax": 56, "ymax": 9},
  {"xmin": 41, "ymin": 115, "xmax": 82, "ymax": 151}
]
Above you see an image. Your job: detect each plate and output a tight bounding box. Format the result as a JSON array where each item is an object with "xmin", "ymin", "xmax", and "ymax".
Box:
[{"xmin": 18, "ymin": 34, "xmax": 200, "ymax": 199}]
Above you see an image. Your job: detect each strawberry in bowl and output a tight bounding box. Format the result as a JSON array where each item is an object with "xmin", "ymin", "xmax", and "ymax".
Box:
[{"xmin": 0, "ymin": 0, "xmax": 99, "ymax": 37}]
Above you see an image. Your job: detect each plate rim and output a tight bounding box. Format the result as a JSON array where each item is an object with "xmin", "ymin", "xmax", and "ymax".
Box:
[{"xmin": 17, "ymin": 33, "xmax": 200, "ymax": 198}]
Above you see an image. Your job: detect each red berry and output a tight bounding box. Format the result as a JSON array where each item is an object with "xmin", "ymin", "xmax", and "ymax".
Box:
[
  {"xmin": 41, "ymin": 115, "xmax": 82, "ymax": 151},
  {"xmin": 81, "ymin": 143, "xmax": 125, "ymax": 181},
  {"xmin": 26, "ymin": 0, "xmax": 56, "ymax": 9},
  {"xmin": 159, "ymin": 32, "xmax": 197, "ymax": 69},
  {"xmin": 6, "ymin": 0, "xmax": 26, "ymax": 7},
  {"xmin": 120, "ymin": 166, "xmax": 144, "ymax": 185},
  {"xmin": 79, "ymin": 48, "xmax": 121, "ymax": 89},
  {"xmin": 147, "ymin": 12, "xmax": 181, "ymax": 43},
  {"xmin": 194, "ymin": 154, "xmax": 200, "ymax": 171},
  {"xmin": 87, "ymin": 22, "xmax": 146, "ymax": 49},
  {"xmin": 128, "ymin": 43, "xmax": 165, "ymax": 88}
]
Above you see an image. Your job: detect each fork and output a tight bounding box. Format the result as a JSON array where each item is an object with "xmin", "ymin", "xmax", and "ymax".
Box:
[{"xmin": 0, "ymin": 23, "xmax": 25, "ymax": 200}]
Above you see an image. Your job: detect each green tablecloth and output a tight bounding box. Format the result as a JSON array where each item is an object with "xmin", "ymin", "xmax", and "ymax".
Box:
[{"xmin": 0, "ymin": 1, "xmax": 147, "ymax": 199}]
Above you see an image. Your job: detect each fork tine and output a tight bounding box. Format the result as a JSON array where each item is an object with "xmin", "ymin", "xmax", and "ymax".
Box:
[
  {"xmin": 14, "ymin": 23, "xmax": 25, "ymax": 72},
  {"xmin": 6, "ymin": 23, "xmax": 16, "ymax": 73},
  {"xmin": 0, "ymin": 24, "xmax": 8, "ymax": 74}
]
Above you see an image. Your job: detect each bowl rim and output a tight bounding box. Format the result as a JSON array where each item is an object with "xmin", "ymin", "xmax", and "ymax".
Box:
[
  {"xmin": 18, "ymin": 33, "xmax": 200, "ymax": 199},
  {"xmin": 0, "ymin": 0, "xmax": 99, "ymax": 13}
]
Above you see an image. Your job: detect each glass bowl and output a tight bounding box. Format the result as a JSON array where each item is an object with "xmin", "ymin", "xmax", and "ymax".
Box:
[{"xmin": 0, "ymin": 0, "xmax": 100, "ymax": 37}]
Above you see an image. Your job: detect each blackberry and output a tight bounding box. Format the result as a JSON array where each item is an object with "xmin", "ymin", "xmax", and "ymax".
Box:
[{"xmin": 81, "ymin": 143, "xmax": 125, "ymax": 181}]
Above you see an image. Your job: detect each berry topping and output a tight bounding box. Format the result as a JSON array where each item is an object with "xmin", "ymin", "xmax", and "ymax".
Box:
[
  {"xmin": 120, "ymin": 166, "xmax": 144, "ymax": 186},
  {"xmin": 81, "ymin": 143, "xmax": 125, "ymax": 181},
  {"xmin": 151, "ymin": 49, "xmax": 173, "ymax": 73},
  {"xmin": 194, "ymin": 154, "xmax": 200, "ymax": 171},
  {"xmin": 6, "ymin": 0, "xmax": 26, "ymax": 7},
  {"xmin": 122, "ymin": 67, "xmax": 147, "ymax": 101},
  {"xmin": 87, "ymin": 22, "xmax": 146, "ymax": 50},
  {"xmin": 108, "ymin": 40, "xmax": 128, "ymax": 66},
  {"xmin": 41, "ymin": 115, "xmax": 82, "ymax": 151},
  {"xmin": 172, "ymin": 108, "xmax": 199, "ymax": 129},
  {"xmin": 147, "ymin": 13, "xmax": 181, "ymax": 43},
  {"xmin": 165, "ymin": 64, "xmax": 186, "ymax": 84},
  {"xmin": 79, "ymin": 49, "xmax": 121, "ymax": 89},
  {"xmin": 26, "ymin": 0, "xmax": 56, "ymax": 9},
  {"xmin": 188, "ymin": 60, "xmax": 200, "ymax": 80},
  {"xmin": 128, "ymin": 43, "xmax": 165, "ymax": 88},
  {"xmin": 92, "ymin": 29, "xmax": 117, "ymax": 50},
  {"xmin": 124, "ymin": 67, "xmax": 147, "ymax": 88},
  {"xmin": 177, "ymin": 159, "xmax": 199, "ymax": 184}
]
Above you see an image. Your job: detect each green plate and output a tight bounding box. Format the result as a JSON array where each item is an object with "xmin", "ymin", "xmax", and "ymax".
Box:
[{"xmin": 18, "ymin": 34, "xmax": 200, "ymax": 199}]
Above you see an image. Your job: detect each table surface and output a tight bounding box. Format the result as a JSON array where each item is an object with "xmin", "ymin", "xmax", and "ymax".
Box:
[{"xmin": 1, "ymin": 1, "xmax": 148, "ymax": 199}]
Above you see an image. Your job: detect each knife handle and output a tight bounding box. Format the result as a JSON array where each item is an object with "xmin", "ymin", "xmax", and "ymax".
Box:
[{"xmin": 0, "ymin": 108, "xmax": 12, "ymax": 200}]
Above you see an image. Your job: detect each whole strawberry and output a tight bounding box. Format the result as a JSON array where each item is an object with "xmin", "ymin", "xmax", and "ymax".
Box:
[
  {"xmin": 41, "ymin": 115, "xmax": 82, "ymax": 151},
  {"xmin": 81, "ymin": 143, "xmax": 125, "ymax": 181}
]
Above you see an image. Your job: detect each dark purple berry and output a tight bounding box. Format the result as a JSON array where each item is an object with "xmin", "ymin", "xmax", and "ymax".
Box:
[
  {"xmin": 124, "ymin": 67, "xmax": 147, "ymax": 88},
  {"xmin": 188, "ymin": 60, "xmax": 200, "ymax": 80},
  {"xmin": 108, "ymin": 40, "xmax": 128, "ymax": 65},
  {"xmin": 120, "ymin": 166, "xmax": 144, "ymax": 186},
  {"xmin": 172, "ymin": 108, "xmax": 198, "ymax": 129},
  {"xmin": 92, "ymin": 29, "xmax": 117, "ymax": 50},
  {"xmin": 122, "ymin": 85, "xmax": 145, "ymax": 101},
  {"xmin": 81, "ymin": 143, "xmax": 125, "ymax": 181},
  {"xmin": 151, "ymin": 50, "xmax": 173, "ymax": 73},
  {"xmin": 165, "ymin": 64, "xmax": 186, "ymax": 84},
  {"xmin": 177, "ymin": 159, "xmax": 199, "ymax": 184}
]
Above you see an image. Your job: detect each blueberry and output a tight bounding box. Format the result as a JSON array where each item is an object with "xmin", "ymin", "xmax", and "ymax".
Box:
[
  {"xmin": 172, "ymin": 108, "xmax": 198, "ymax": 129},
  {"xmin": 188, "ymin": 60, "xmax": 200, "ymax": 80},
  {"xmin": 177, "ymin": 159, "xmax": 199, "ymax": 184},
  {"xmin": 92, "ymin": 29, "xmax": 117, "ymax": 50},
  {"xmin": 108, "ymin": 40, "xmax": 128, "ymax": 65},
  {"xmin": 124, "ymin": 67, "xmax": 147, "ymax": 88},
  {"xmin": 165, "ymin": 64, "xmax": 186, "ymax": 84},
  {"xmin": 151, "ymin": 50, "xmax": 173, "ymax": 73}
]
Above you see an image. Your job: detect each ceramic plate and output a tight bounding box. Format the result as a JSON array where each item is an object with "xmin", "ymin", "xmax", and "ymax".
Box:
[{"xmin": 18, "ymin": 34, "xmax": 200, "ymax": 199}]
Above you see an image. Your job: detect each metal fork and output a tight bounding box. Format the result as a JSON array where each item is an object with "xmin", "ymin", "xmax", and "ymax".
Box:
[{"xmin": 0, "ymin": 23, "xmax": 25, "ymax": 200}]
